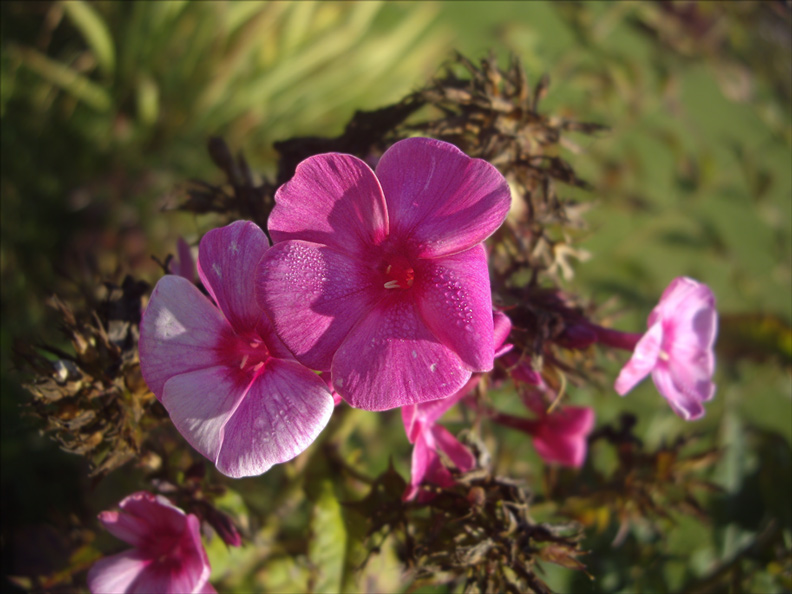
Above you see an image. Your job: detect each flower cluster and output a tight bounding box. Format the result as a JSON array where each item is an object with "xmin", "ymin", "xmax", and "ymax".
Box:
[{"xmin": 139, "ymin": 137, "xmax": 718, "ymax": 491}]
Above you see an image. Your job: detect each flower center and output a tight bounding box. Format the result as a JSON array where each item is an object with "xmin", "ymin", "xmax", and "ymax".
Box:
[
  {"xmin": 218, "ymin": 329, "xmax": 270, "ymax": 374},
  {"xmin": 383, "ymin": 259, "xmax": 415, "ymax": 290}
]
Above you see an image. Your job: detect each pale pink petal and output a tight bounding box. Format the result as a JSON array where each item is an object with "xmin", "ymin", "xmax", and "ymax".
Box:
[
  {"xmin": 414, "ymin": 244, "xmax": 495, "ymax": 371},
  {"xmin": 268, "ymin": 153, "xmax": 389, "ymax": 261},
  {"xmin": 652, "ymin": 366, "xmax": 710, "ymax": 420},
  {"xmin": 649, "ymin": 277, "xmax": 712, "ymax": 327},
  {"xmin": 614, "ymin": 322, "xmax": 663, "ymax": 396},
  {"xmin": 87, "ymin": 549, "xmax": 149, "ymax": 594},
  {"xmin": 215, "ymin": 359, "xmax": 334, "ymax": 477},
  {"xmin": 256, "ymin": 241, "xmax": 382, "ymax": 371},
  {"xmin": 197, "ymin": 221, "xmax": 270, "ymax": 334},
  {"xmin": 431, "ymin": 424, "xmax": 475, "ymax": 473},
  {"xmin": 99, "ymin": 492, "xmax": 185, "ymax": 550},
  {"xmin": 331, "ymin": 297, "xmax": 471, "ymax": 410},
  {"xmin": 139, "ymin": 275, "xmax": 229, "ymax": 398},
  {"xmin": 197, "ymin": 582, "xmax": 218, "ymax": 594},
  {"xmin": 376, "ymin": 137, "xmax": 511, "ymax": 258},
  {"xmin": 161, "ymin": 367, "xmax": 250, "ymax": 467}
]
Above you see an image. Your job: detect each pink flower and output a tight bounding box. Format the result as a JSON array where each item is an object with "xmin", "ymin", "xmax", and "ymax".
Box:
[
  {"xmin": 87, "ymin": 491, "xmax": 214, "ymax": 594},
  {"xmin": 613, "ymin": 277, "xmax": 717, "ymax": 420},
  {"xmin": 402, "ymin": 311, "xmax": 512, "ymax": 500},
  {"xmin": 256, "ymin": 137, "xmax": 511, "ymax": 410},
  {"xmin": 402, "ymin": 376, "xmax": 477, "ymax": 501},
  {"xmin": 139, "ymin": 221, "xmax": 334, "ymax": 477},
  {"xmin": 490, "ymin": 401, "xmax": 595, "ymax": 468}
]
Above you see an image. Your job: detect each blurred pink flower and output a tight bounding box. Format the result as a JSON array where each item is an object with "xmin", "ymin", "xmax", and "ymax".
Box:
[
  {"xmin": 256, "ymin": 137, "xmax": 511, "ymax": 410},
  {"xmin": 140, "ymin": 221, "xmax": 334, "ymax": 478},
  {"xmin": 402, "ymin": 311, "xmax": 512, "ymax": 500},
  {"xmin": 171, "ymin": 237, "xmax": 196, "ymax": 283},
  {"xmin": 87, "ymin": 491, "xmax": 214, "ymax": 594},
  {"xmin": 490, "ymin": 401, "xmax": 595, "ymax": 468},
  {"xmin": 613, "ymin": 277, "xmax": 717, "ymax": 420}
]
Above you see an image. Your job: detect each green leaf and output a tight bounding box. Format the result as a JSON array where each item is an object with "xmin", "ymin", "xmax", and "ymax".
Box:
[
  {"xmin": 60, "ymin": 1, "xmax": 116, "ymax": 77},
  {"xmin": 308, "ymin": 479, "xmax": 347, "ymax": 594}
]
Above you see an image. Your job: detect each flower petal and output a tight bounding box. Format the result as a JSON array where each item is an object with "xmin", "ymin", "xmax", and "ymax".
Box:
[
  {"xmin": 652, "ymin": 366, "xmax": 708, "ymax": 420},
  {"xmin": 256, "ymin": 240, "xmax": 381, "ymax": 371},
  {"xmin": 215, "ymin": 359, "xmax": 334, "ymax": 477},
  {"xmin": 418, "ymin": 375, "xmax": 480, "ymax": 428},
  {"xmin": 99, "ymin": 492, "xmax": 185, "ymax": 549},
  {"xmin": 139, "ymin": 276, "xmax": 229, "ymax": 398},
  {"xmin": 268, "ymin": 153, "xmax": 389, "ymax": 261},
  {"xmin": 614, "ymin": 321, "xmax": 663, "ymax": 395},
  {"xmin": 414, "ymin": 244, "xmax": 495, "ymax": 371},
  {"xmin": 87, "ymin": 549, "xmax": 150, "ymax": 594},
  {"xmin": 197, "ymin": 221, "xmax": 270, "ymax": 334},
  {"xmin": 493, "ymin": 310, "xmax": 513, "ymax": 357},
  {"xmin": 432, "ymin": 424, "xmax": 475, "ymax": 473},
  {"xmin": 161, "ymin": 367, "xmax": 250, "ymax": 467},
  {"xmin": 331, "ymin": 296, "xmax": 471, "ymax": 410},
  {"xmin": 376, "ymin": 137, "xmax": 510, "ymax": 258}
]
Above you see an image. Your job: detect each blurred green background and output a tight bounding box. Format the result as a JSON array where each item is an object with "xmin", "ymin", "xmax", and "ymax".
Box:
[{"xmin": 1, "ymin": 1, "xmax": 790, "ymax": 592}]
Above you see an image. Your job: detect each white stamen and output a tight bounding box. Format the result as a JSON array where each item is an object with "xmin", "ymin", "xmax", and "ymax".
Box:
[
  {"xmin": 384, "ymin": 280, "xmax": 400, "ymax": 289},
  {"xmin": 658, "ymin": 350, "xmax": 670, "ymax": 361},
  {"xmin": 252, "ymin": 362, "xmax": 264, "ymax": 372},
  {"xmin": 240, "ymin": 354, "xmax": 249, "ymax": 369}
]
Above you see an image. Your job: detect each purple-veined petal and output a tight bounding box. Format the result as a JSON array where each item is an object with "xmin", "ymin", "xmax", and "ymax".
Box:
[
  {"xmin": 161, "ymin": 367, "xmax": 250, "ymax": 468},
  {"xmin": 414, "ymin": 244, "xmax": 495, "ymax": 372},
  {"xmin": 139, "ymin": 276, "xmax": 229, "ymax": 398},
  {"xmin": 652, "ymin": 366, "xmax": 708, "ymax": 420},
  {"xmin": 614, "ymin": 321, "xmax": 663, "ymax": 396},
  {"xmin": 87, "ymin": 549, "xmax": 150, "ymax": 594},
  {"xmin": 268, "ymin": 153, "xmax": 389, "ymax": 261},
  {"xmin": 331, "ymin": 296, "xmax": 471, "ymax": 411},
  {"xmin": 256, "ymin": 240, "xmax": 382, "ymax": 371},
  {"xmin": 376, "ymin": 137, "xmax": 510, "ymax": 258},
  {"xmin": 197, "ymin": 221, "xmax": 270, "ymax": 334},
  {"xmin": 215, "ymin": 359, "xmax": 334, "ymax": 478}
]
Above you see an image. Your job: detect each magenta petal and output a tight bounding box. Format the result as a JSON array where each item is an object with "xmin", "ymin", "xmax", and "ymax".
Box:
[
  {"xmin": 197, "ymin": 221, "xmax": 270, "ymax": 333},
  {"xmin": 99, "ymin": 492, "xmax": 185, "ymax": 548},
  {"xmin": 268, "ymin": 153, "xmax": 389, "ymax": 260},
  {"xmin": 493, "ymin": 310, "xmax": 513, "ymax": 356},
  {"xmin": 162, "ymin": 367, "xmax": 249, "ymax": 467},
  {"xmin": 332, "ymin": 297, "xmax": 471, "ymax": 411},
  {"xmin": 376, "ymin": 137, "xmax": 511, "ymax": 258},
  {"xmin": 215, "ymin": 359, "xmax": 334, "ymax": 477},
  {"xmin": 87, "ymin": 549, "xmax": 150, "ymax": 594},
  {"xmin": 415, "ymin": 245, "xmax": 495, "ymax": 371},
  {"xmin": 417, "ymin": 375, "xmax": 480, "ymax": 428},
  {"xmin": 614, "ymin": 321, "xmax": 663, "ymax": 396},
  {"xmin": 256, "ymin": 241, "xmax": 381, "ymax": 371},
  {"xmin": 431, "ymin": 424, "xmax": 475, "ymax": 473},
  {"xmin": 139, "ymin": 276, "xmax": 229, "ymax": 398}
]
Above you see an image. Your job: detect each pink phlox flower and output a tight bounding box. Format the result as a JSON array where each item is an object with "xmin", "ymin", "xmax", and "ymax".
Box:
[
  {"xmin": 402, "ymin": 311, "xmax": 512, "ymax": 501},
  {"xmin": 614, "ymin": 276, "xmax": 717, "ymax": 420},
  {"xmin": 256, "ymin": 137, "xmax": 511, "ymax": 411},
  {"xmin": 87, "ymin": 491, "xmax": 214, "ymax": 594},
  {"xmin": 139, "ymin": 221, "xmax": 335, "ymax": 478},
  {"xmin": 401, "ymin": 376, "xmax": 478, "ymax": 501},
  {"xmin": 491, "ymin": 389, "xmax": 595, "ymax": 468},
  {"xmin": 171, "ymin": 237, "xmax": 197, "ymax": 283}
]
